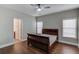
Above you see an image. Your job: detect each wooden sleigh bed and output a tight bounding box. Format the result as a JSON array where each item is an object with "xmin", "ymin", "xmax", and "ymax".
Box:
[{"xmin": 27, "ymin": 29, "xmax": 58, "ymax": 53}]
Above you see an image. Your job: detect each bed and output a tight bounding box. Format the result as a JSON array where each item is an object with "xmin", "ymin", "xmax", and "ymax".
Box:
[{"xmin": 27, "ymin": 29, "xmax": 58, "ymax": 53}]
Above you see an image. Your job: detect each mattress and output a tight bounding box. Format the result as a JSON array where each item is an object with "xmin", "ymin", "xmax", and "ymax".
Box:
[
  {"xmin": 36, "ymin": 34, "xmax": 57, "ymax": 46},
  {"xmin": 40, "ymin": 34, "xmax": 57, "ymax": 46}
]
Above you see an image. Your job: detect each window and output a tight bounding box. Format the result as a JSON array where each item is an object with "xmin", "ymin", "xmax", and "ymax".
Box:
[
  {"xmin": 62, "ymin": 19, "xmax": 76, "ymax": 38},
  {"xmin": 37, "ymin": 21, "xmax": 43, "ymax": 34}
]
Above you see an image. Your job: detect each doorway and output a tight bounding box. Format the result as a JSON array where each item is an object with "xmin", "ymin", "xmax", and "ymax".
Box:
[{"xmin": 13, "ymin": 18, "xmax": 22, "ymax": 42}]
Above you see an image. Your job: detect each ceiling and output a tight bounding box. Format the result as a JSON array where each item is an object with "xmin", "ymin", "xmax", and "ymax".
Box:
[{"xmin": 0, "ymin": 4, "xmax": 79, "ymax": 17}]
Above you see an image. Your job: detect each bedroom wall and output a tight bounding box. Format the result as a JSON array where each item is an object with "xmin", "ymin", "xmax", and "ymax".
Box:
[
  {"xmin": 77, "ymin": 9, "xmax": 79, "ymax": 47},
  {"xmin": 0, "ymin": 6, "xmax": 36, "ymax": 48},
  {"xmin": 37, "ymin": 9, "xmax": 78, "ymax": 46}
]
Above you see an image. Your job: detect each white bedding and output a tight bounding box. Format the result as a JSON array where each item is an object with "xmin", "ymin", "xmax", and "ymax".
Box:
[{"xmin": 36, "ymin": 34, "xmax": 57, "ymax": 46}]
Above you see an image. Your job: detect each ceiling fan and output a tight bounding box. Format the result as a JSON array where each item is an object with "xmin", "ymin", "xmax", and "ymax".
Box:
[{"xmin": 30, "ymin": 4, "xmax": 50, "ymax": 11}]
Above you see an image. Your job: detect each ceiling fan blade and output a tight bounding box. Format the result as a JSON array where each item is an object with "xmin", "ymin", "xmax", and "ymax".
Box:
[{"xmin": 44, "ymin": 6, "xmax": 50, "ymax": 9}]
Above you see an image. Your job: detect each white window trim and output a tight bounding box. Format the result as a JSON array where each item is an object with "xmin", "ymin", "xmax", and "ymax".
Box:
[
  {"xmin": 62, "ymin": 19, "xmax": 77, "ymax": 39},
  {"xmin": 37, "ymin": 21, "xmax": 43, "ymax": 34}
]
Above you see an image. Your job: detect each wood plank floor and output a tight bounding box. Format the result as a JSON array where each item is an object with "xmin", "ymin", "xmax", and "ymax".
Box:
[{"xmin": 0, "ymin": 41, "xmax": 79, "ymax": 54}]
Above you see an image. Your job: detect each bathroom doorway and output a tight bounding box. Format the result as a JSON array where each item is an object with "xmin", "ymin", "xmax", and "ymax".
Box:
[{"xmin": 13, "ymin": 18, "xmax": 22, "ymax": 42}]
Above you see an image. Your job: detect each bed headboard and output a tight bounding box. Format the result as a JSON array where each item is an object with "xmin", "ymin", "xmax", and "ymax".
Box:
[{"xmin": 42, "ymin": 29, "xmax": 58, "ymax": 35}]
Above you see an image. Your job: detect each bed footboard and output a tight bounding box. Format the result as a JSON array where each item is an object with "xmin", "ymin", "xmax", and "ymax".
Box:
[{"xmin": 27, "ymin": 33, "xmax": 50, "ymax": 53}]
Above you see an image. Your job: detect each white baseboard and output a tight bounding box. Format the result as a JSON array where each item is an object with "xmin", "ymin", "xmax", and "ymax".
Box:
[
  {"xmin": 58, "ymin": 40, "xmax": 78, "ymax": 46},
  {"xmin": 0, "ymin": 42, "xmax": 14, "ymax": 48},
  {"xmin": 0, "ymin": 39, "xmax": 27, "ymax": 48},
  {"xmin": 0, "ymin": 39, "xmax": 78, "ymax": 48},
  {"xmin": 21, "ymin": 39, "xmax": 27, "ymax": 41}
]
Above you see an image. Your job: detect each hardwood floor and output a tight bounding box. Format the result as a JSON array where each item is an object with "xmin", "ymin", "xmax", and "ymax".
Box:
[{"xmin": 0, "ymin": 41, "xmax": 79, "ymax": 54}]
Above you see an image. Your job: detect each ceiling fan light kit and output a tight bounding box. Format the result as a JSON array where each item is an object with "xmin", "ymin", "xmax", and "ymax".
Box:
[
  {"xmin": 37, "ymin": 8, "xmax": 42, "ymax": 11},
  {"xmin": 30, "ymin": 4, "xmax": 50, "ymax": 11}
]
